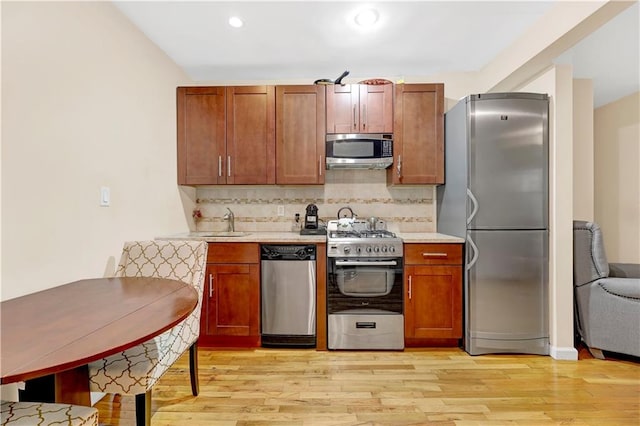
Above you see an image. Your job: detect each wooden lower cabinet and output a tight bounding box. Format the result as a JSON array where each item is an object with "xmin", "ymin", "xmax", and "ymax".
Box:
[
  {"xmin": 200, "ymin": 243, "xmax": 260, "ymax": 347},
  {"xmin": 199, "ymin": 241, "xmax": 327, "ymax": 349},
  {"xmin": 315, "ymin": 242, "xmax": 327, "ymax": 351},
  {"xmin": 404, "ymin": 243, "xmax": 463, "ymax": 347}
]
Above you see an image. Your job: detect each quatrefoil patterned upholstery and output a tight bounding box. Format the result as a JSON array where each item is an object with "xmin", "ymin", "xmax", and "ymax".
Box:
[
  {"xmin": 88, "ymin": 240, "xmax": 207, "ymax": 395},
  {"xmin": 1, "ymin": 400, "xmax": 98, "ymax": 426}
]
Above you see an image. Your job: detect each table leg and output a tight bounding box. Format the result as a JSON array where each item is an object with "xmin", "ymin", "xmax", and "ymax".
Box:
[{"xmin": 54, "ymin": 365, "xmax": 91, "ymax": 406}]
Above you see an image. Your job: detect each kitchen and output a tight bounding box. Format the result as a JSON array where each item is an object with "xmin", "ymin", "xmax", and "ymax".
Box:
[
  {"xmin": 172, "ymin": 85, "xmax": 550, "ymax": 355},
  {"xmin": 2, "ymin": 0, "xmax": 639, "ymax": 424}
]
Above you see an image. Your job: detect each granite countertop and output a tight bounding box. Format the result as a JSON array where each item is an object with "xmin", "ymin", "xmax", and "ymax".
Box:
[
  {"xmin": 158, "ymin": 231, "xmax": 327, "ymax": 243},
  {"xmin": 396, "ymin": 232, "xmax": 465, "ymax": 244},
  {"xmin": 159, "ymin": 231, "xmax": 464, "ymax": 244}
]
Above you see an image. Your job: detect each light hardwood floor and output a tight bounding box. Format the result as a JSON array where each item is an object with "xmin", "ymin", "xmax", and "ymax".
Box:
[{"xmin": 96, "ymin": 347, "xmax": 639, "ymax": 425}]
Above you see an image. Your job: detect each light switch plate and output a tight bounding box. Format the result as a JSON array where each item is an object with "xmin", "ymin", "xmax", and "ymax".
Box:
[
  {"xmin": 100, "ymin": 186, "xmax": 110, "ymax": 207},
  {"xmin": 277, "ymin": 205, "xmax": 285, "ymax": 216}
]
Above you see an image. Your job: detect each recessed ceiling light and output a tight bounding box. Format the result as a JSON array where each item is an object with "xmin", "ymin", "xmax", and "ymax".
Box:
[
  {"xmin": 228, "ymin": 16, "xmax": 243, "ymax": 28},
  {"xmin": 354, "ymin": 9, "xmax": 379, "ymax": 27}
]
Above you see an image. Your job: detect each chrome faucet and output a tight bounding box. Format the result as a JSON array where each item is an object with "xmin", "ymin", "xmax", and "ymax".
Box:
[{"xmin": 223, "ymin": 207, "xmax": 235, "ymax": 232}]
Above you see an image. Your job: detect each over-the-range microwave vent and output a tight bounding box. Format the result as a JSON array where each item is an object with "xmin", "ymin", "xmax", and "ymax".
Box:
[{"xmin": 325, "ymin": 158, "xmax": 393, "ymax": 170}]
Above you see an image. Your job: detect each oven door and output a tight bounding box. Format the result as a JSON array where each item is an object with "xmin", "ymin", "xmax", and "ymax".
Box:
[{"xmin": 327, "ymin": 258, "xmax": 403, "ymax": 314}]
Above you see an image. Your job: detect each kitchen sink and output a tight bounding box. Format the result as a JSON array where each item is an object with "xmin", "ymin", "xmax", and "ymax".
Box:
[{"xmin": 196, "ymin": 231, "xmax": 251, "ymax": 237}]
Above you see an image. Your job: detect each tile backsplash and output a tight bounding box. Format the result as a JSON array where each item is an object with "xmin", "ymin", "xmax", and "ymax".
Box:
[{"xmin": 193, "ymin": 170, "xmax": 436, "ymax": 233}]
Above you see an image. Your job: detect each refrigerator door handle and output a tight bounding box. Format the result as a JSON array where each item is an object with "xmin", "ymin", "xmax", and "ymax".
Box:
[
  {"xmin": 466, "ymin": 235, "xmax": 479, "ymax": 271},
  {"xmin": 466, "ymin": 188, "xmax": 479, "ymax": 225}
]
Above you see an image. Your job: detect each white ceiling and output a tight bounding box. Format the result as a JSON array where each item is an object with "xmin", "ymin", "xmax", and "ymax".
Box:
[
  {"xmin": 554, "ymin": 1, "xmax": 639, "ymax": 107},
  {"xmin": 115, "ymin": 1, "xmax": 639, "ymax": 108}
]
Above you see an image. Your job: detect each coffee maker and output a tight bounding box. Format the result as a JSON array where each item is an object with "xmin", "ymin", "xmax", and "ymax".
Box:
[
  {"xmin": 300, "ymin": 204, "xmax": 326, "ymax": 235},
  {"xmin": 304, "ymin": 204, "xmax": 318, "ymax": 229}
]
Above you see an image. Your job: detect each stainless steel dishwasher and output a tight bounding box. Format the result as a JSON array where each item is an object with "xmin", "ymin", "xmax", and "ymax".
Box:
[{"xmin": 260, "ymin": 244, "xmax": 316, "ymax": 347}]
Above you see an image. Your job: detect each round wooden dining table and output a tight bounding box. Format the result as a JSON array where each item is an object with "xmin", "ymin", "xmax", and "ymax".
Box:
[{"xmin": 0, "ymin": 277, "xmax": 198, "ymax": 405}]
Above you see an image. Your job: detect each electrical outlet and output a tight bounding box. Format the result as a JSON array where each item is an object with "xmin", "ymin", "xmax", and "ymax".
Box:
[{"xmin": 277, "ymin": 205, "xmax": 285, "ymax": 216}]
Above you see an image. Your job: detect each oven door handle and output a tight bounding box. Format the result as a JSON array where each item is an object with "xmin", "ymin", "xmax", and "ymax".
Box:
[{"xmin": 335, "ymin": 260, "xmax": 398, "ymax": 266}]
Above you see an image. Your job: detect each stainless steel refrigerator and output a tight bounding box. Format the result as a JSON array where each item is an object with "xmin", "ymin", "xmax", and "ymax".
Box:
[{"xmin": 437, "ymin": 92, "xmax": 549, "ymax": 355}]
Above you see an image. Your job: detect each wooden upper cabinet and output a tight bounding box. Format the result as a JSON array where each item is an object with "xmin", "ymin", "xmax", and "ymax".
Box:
[
  {"xmin": 389, "ymin": 83, "xmax": 444, "ymax": 185},
  {"xmin": 326, "ymin": 84, "xmax": 357, "ymax": 133},
  {"xmin": 326, "ymin": 84, "xmax": 393, "ymax": 134},
  {"xmin": 177, "ymin": 87, "xmax": 225, "ymax": 185},
  {"xmin": 226, "ymin": 86, "xmax": 275, "ymax": 184},
  {"xmin": 177, "ymin": 86, "xmax": 275, "ymax": 185},
  {"xmin": 275, "ymin": 85, "xmax": 326, "ymax": 184},
  {"xmin": 359, "ymin": 84, "xmax": 394, "ymax": 133}
]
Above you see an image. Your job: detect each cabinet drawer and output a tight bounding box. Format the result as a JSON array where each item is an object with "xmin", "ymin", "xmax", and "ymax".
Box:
[
  {"xmin": 207, "ymin": 243, "xmax": 259, "ymax": 263},
  {"xmin": 404, "ymin": 243, "xmax": 463, "ymax": 265}
]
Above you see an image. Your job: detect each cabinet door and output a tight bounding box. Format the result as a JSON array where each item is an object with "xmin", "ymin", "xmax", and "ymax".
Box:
[
  {"xmin": 203, "ymin": 263, "xmax": 259, "ymax": 337},
  {"xmin": 200, "ymin": 263, "xmax": 216, "ymax": 336},
  {"xmin": 359, "ymin": 84, "xmax": 393, "ymax": 133},
  {"xmin": 327, "ymin": 84, "xmax": 393, "ymax": 134},
  {"xmin": 326, "ymin": 84, "xmax": 358, "ymax": 133},
  {"xmin": 390, "ymin": 84, "xmax": 444, "ymax": 185},
  {"xmin": 177, "ymin": 87, "xmax": 226, "ymax": 185},
  {"xmin": 226, "ymin": 86, "xmax": 275, "ymax": 184},
  {"xmin": 275, "ymin": 85, "xmax": 326, "ymax": 184},
  {"xmin": 405, "ymin": 243, "xmax": 463, "ymax": 266},
  {"xmin": 405, "ymin": 265, "xmax": 462, "ymax": 339}
]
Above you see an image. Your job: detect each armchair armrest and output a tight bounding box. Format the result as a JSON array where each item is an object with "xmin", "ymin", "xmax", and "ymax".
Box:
[
  {"xmin": 597, "ymin": 277, "xmax": 640, "ymax": 300},
  {"xmin": 609, "ymin": 263, "xmax": 640, "ymax": 279}
]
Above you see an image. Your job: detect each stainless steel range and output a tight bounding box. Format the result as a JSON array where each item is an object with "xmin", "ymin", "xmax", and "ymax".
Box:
[{"xmin": 326, "ymin": 217, "xmax": 404, "ymax": 350}]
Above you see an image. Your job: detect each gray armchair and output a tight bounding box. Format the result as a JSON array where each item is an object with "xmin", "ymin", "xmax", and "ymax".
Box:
[{"xmin": 573, "ymin": 220, "xmax": 640, "ymax": 359}]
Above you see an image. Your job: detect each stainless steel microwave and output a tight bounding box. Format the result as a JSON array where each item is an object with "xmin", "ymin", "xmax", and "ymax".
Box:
[{"xmin": 325, "ymin": 133, "xmax": 393, "ymax": 170}]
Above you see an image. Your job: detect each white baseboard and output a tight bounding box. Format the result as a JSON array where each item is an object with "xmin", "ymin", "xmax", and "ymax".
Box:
[{"xmin": 550, "ymin": 345, "xmax": 579, "ymax": 360}]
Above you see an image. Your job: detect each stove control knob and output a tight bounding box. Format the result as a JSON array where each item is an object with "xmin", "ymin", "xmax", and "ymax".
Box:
[
  {"xmin": 389, "ymin": 246, "xmax": 396, "ymax": 253},
  {"xmin": 374, "ymin": 246, "xmax": 380, "ymax": 253},
  {"xmin": 343, "ymin": 246, "xmax": 351, "ymax": 254},
  {"xmin": 356, "ymin": 246, "xmax": 362, "ymax": 254},
  {"xmin": 381, "ymin": 246, "xmax": 388, "ymax": 253},
  {"xmin": 366, "ymin": 246, "xmax": 373, "ymax": 253}
]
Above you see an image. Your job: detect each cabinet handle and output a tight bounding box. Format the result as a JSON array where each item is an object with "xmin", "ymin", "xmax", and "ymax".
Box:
[
  {"xmin": 396, "ymin": 155, "xmax": 402, "ymax": 178},
  {"xmin": 422, "ymin": 252, "xmax": 448, "ymax": 258},
  {"xmin": 408, "ymin": 275, "xmax": 412, "ymax": 300},
  {"xmin": 209, "ymin": 273, "xmax": 214, "ymax": 298},
  {"xmin": 362, "ymin": 104, "xmax": 366, "ymax": 129},
  {"xmin": 227, "ymin": 156, "xmax": 231, "ymax": 177},
  {"xmin": 218, "ymin": 156, "xmax": 222, "ymax": 177},
  {"xmin": 319, "ymin": 155, "xmax": 323, "ymax": 176},
  {"xmin": 353, "ymin": 105, "xmax": 357, "ymax": 129}
]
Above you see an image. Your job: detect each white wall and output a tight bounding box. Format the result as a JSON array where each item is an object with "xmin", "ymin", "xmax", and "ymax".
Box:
[
  {"xmin": 518, "ymin": 65, "xmax": 577, "ymax": 360},
  {"xmin": 1, "ymin": 2, "xmax": 194, "ymax": 300},
  {"xmin": 573, "ymin": 79, "xmax": 595, "ymax": 221},
  {"xmin": 594, "ymin": 92, "xmax": 640, "ymax": 263}
]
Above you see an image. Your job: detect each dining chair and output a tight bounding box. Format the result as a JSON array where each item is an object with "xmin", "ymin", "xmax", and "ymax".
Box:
[
  {"xmin": 1, "ymin": 400, "xmax": 98, "ymax": 425},
  {"xmin": 87, "ymin": 240, "xmax": 208, "ymax": 426}
]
